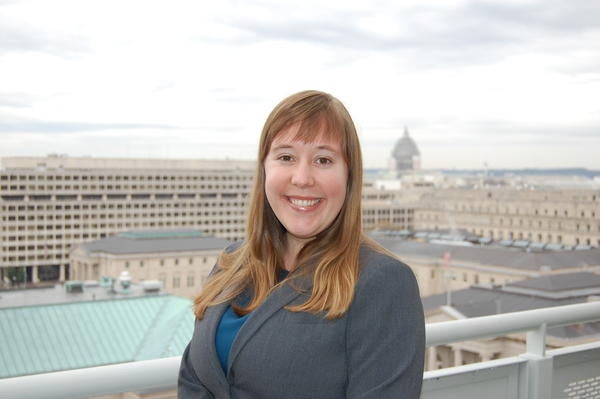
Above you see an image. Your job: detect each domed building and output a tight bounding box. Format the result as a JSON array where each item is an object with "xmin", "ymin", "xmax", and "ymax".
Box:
[{"xmin": 392, "ymin": 127, "xmax": 421, "ymax": 174}]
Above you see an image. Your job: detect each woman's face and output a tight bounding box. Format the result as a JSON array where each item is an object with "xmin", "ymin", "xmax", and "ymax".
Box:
[{"xmin": 264, "ymin": 123, "xmax": 348, "ymax": 246}]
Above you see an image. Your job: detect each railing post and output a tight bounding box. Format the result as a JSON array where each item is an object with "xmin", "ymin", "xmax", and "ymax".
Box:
[
  {"xmin": 526, "ymin": 322, "xmax": 546, "ymax": 357},
  {"xmin": 521, "ymin": 323, "xmax": 553, "ymax": 399}
]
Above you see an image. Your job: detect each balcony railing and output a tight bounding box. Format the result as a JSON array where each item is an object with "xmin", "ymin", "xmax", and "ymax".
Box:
[{"xmin": 1, "ymin": 301, "xmax": 599, "ymax": 399}]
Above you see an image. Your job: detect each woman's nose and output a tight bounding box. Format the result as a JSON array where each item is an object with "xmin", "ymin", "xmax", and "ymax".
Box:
[{"xmin": 290, "ymin": 161, "xmax": 314, "ymax": 187}]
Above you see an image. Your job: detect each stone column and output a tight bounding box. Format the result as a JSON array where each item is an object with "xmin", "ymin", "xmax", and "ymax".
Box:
[
  {"xmin": 453, "ymin": 347, "xmax": 463, "ymax": 367},
  {"xmin": 32, "ymin": 265, "xmax": 40, "ymax": 284},
  {"xmin": 480, "ymin": 352, "xmax": 492, "ymax": 362},
  {"xmin": 428, "ymin": 346, "xmax": 437, "ymax": 370}
]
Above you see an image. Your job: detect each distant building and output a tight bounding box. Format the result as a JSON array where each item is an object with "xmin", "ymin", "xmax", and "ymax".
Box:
[
  {"xmin": 373, "ymin": 234, "xmax": 600, "ymax": 297},
  {"xmin": 414, "ymin": 188, "xmax": 600, "ymax": 248},
  {"xmin": 0, "ymin": 281, "xmax": 193, "ymax": 398},
  {"xmin": 70, "ymin": 229, "xmax": 229, "ymax": 299},
  {"xmin": 391, "ymin": 127, "xmax": 421, "ymax": 174},
  {"xmin": 0, "ymin": 155, "xmax": 252, "ymax": 284},
  {"xmin": 422, "ymin": 272, "xmax": 600, "ymax": 370}
]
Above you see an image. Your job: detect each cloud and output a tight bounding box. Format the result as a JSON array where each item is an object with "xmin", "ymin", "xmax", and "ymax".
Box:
[
  {"xmin": 216, "ymin": 0, "xmax": 600, "ymax": 71},
  {"xmin": 0, "ymin": 116, "xmax": 178, "ymax": 133},
  {"xmin": 0, "ymin": 92, "xmax": 33, "ymax": 108},
  {"xmin": 0, "ymin": 21, "xmax": 89, "ymax": 58}
]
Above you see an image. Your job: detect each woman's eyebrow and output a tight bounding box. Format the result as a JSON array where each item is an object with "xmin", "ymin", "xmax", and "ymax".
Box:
[
  {"xmin": 269, "ymin": 144, "xmax": 294, "ymax": 152},
  {"xmin": 315, "ymin": 145, "xmax": 338, "ymax": 152},
  {"xmin": 269, "ymin": 143, "xmax": 339, "ymax": 153}
]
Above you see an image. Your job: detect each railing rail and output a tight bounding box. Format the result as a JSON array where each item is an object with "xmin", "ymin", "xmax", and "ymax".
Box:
[
  {"xmin": 426, "ymin": 300, "xmax": 600, "ymax": 347},
  {"xmin": 0, "ymin": 301, "xmax": 599, "ymax": 399}
]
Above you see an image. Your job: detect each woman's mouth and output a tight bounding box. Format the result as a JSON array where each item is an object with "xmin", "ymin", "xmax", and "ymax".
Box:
[{"xmin": 289, "ymin": 197, "xmax": 321, "ymax": 208}]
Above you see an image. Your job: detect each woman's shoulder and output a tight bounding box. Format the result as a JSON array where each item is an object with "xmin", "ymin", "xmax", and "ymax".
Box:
[{"xmin": 357, "ymin": 242, "xmax": 418, "ymax": 290}]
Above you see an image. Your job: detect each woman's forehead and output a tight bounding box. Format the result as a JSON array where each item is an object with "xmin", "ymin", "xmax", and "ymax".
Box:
[{"xmin": 272, "ymin": 121, "xmax": 342, "ymax": 146}]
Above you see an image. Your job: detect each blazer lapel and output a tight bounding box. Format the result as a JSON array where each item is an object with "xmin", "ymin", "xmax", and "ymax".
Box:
[
  {"xmin": 198, "ymin": 302, "xmax": 231, "ymax": 396},
  {"xmin": 227, "ymin": 276, "xmax": 311, "ymax": 374}
]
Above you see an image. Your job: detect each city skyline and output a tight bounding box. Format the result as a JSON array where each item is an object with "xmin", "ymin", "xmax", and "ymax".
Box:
[{"xmin": 1, "ymin": 0, "xmax": 600, "ymax": 170}]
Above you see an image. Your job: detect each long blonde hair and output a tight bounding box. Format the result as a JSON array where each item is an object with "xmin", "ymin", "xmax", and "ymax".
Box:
[{"xmin": 194, "ymin": 90, "xmax": 366, "ymax": 319}]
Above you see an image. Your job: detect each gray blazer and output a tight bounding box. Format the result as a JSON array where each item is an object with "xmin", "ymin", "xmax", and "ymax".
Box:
[{"xmin": 178, "ymin": 245, "xmax": 425, "ymax": 399}]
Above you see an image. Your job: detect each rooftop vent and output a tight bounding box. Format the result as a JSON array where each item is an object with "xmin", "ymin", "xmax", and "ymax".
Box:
[
  {"xmin": 118, "ymin": 271, "xmax": 132, "ymax": 291},
  {"xmin": 140, "ymin": 280, "xmax": 163, "ymax": 293},
  {"xmin": 65, "ymin": 281, "xmax": 84, "ymax": 293}
]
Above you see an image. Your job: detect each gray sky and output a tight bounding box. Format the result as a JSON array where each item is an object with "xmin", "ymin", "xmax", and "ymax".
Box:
[{"xmin": 1, "ymin": 0, "xmax": 599, "ymax": 170}]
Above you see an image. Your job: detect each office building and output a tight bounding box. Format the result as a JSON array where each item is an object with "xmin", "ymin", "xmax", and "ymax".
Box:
[{"xmin": 70, "ymin": 229, "xmax": 228, "ymax": 299}]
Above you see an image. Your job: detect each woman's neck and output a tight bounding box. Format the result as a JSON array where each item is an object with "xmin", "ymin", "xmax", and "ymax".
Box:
[{"xmin": 283, "ymin": 234, "xmax": 313, "ymax": 271}]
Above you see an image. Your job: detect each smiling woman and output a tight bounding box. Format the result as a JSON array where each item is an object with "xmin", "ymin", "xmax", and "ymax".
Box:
[{"xmin": 178, "ymin": 90, "xmax": 425, "ymax": 399}]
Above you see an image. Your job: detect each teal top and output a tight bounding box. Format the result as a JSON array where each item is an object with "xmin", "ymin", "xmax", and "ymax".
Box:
[{"xmin": 215, "ymin": 305, "xmax": 250, "ymax": 373}]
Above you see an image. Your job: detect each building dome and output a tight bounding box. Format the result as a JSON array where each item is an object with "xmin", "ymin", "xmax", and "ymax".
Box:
[{"xmin": 392, "ymin": 127, "xmax": 421, "ymax": 172}]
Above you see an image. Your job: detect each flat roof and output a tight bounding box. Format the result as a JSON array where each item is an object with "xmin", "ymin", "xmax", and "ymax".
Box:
[
  {"xmin": 78, "ymin": 230, "xmax": 230, "ymax": 255},
  {"xmin": 373, "ymin": 236, "xmax": 600, "ymax": 272}
]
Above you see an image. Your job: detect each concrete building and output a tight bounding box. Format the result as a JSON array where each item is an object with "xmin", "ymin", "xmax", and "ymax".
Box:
[
  {"xmin": 415, "ymin": 188, "xmax": 600, "ymax": 248},
  {"xmin": 0, "ymin": 155, "xmax": 415, "ymax": 286},
  {"xmin": 372, "ymin": 234, "xmax": 600, "ymax": 297},
  {"xmin": 0, "ymin": 155, "xmax": 253, "ymax": 284},
  {"xmin": 70, "ymin": 229, "xmax": 229, "ymax": 299}
]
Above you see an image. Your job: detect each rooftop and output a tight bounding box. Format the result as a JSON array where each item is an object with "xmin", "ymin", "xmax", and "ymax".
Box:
[
  {"xmin": 77, "ymin": 229, "xmax": 230, "ymax": 255},
  {"xmin": 0, "ymin": 155, "xmax": 255, "ymax": 171},
  {"xmin": 373, "ymin": 235, "xmax": 600, "ymax": 273},
  {"xmin": 0, "ymin": 280, "xmax": 163, "ymax": 309},
  {"xmin": 0, "ymin": 283, "xmax": 194, "ymax": 379}
]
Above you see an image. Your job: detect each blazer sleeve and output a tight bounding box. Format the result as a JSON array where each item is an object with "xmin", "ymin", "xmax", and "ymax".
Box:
[
  {"xmin": 177, "ymin": 342, "xmax": 215, "ymax": 399},
  {"xmin": 345, "ymin": 259, "xmax": 425, "ymax": 399}
]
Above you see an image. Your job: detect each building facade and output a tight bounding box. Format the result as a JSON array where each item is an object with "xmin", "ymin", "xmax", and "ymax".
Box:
[
  {"xmin": 0, "ymin": 156, "xmax": 254, "ymax": 284},
  {"xmin": 415, "ymin": 188, "xmax": 600, "ymax": 248},
  {"xmin": 70, "ymin": 229, "xmax": 229, "ymax": 299}
]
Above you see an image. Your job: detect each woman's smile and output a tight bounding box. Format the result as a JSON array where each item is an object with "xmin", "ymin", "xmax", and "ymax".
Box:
[{"xmin": 288, "ymin": 196, "xmax": 321, "ymax": 209}]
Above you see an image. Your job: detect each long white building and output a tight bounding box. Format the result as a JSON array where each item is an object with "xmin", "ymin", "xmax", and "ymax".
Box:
[{"xmin": 0, "ymin": 156, "xmax": 254, "ymax": 284}]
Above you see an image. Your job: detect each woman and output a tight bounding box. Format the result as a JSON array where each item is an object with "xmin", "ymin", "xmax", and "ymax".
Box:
[{"xmin": 178, "ymin": 90, "xmax": 425, "ymax": 399}]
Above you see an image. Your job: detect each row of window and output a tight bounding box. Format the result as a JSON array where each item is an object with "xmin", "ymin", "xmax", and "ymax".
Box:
[
  {"xmin": 429, "ymin": 204, "xmax": 598, "ymax": 219},
  {"xmin": 1, "ymin": 173, "xmax": 253, "ymax": 182},
  {"xmin": 123, "ymin": 257, "xmax": 211, "ymax": 268},
  {"xmin": 3, "ymin": 211, "xmax": 245, "ymax": 221},
  {"xmin": 1, "ymin": 184, "xmax": 251, "ymax": 191},
  {"xmin": 2, "ymin": 200, "xmax": 247, "ymax": 212}
]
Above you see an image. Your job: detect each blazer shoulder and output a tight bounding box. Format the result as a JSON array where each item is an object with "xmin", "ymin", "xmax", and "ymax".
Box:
[{"xmin": 357, "ymin": 244, "xmax": 418, "ymax": 292}]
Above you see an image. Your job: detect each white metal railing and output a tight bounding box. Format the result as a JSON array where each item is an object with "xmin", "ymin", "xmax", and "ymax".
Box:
[{"xmin": 0, "ymin": 301, "xmax": 599, "ymax": 399}]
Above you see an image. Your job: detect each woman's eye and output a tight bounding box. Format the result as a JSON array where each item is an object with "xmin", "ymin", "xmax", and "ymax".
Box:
[
  {"xmin": 315, "ymin": 157, "xmax": 333, "ymax": 165},
  {"xmin": 278, "ymin": 155, "xmax": 293, "ymax": 162}
]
